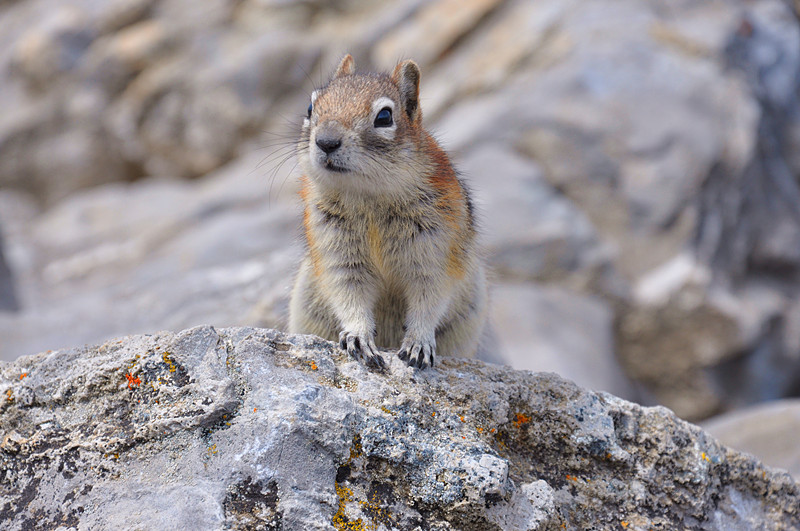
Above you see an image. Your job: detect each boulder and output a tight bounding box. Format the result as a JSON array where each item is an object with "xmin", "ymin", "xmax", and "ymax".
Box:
[
  {"xmin": 0, "ymin": 152, "xmax": 299, "ymax": 362},
  {"xmin": 0, "ymin": 326, "xmax": 797, "ymax": 530},
  {"xmin": 0, "ymin": 231, "xmax": 18, "ymax": 312},
  {"xmin": 702, "ymin": 399, "xmax": 800, "ymax": 480},
  {"xmin": 490, "ymin": 282, "xmax": 635, "ymax": 401}
]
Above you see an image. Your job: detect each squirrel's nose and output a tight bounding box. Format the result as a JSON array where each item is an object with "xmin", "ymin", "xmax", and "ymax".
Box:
[{"xmin": 316, "ymin": 136, "xmax": 342, "ymax": 154}]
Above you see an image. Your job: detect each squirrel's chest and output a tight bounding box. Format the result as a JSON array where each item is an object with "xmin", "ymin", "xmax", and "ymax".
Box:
[
  {"xmin": 358, "ymin": 213, "xmax": 428, "ymax": 274},
  {"xmin": 311, "ymin": 201, "xmax": 439, "ymax": 271}
]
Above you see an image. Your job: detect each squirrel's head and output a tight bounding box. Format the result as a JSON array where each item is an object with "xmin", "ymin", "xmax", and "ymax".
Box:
[{"xmin": 299, "ymin": 54, "xmax": 424, "ymax": 195}]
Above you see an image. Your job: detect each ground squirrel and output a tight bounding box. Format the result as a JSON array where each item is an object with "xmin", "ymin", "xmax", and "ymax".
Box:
[{"xmin": 288, "ymin": 54, "xmax": 488, "ymax": 369}]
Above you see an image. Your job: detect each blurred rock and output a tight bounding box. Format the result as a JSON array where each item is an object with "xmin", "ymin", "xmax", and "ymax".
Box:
[
  {"xmin": 84, "ymin": 19, "xmax": 173, "ymax": 94},
  {"xmin": 464, "ymin": 145, "xmax": 618, "ymax": 294},
  {"xmin": 431, "ymin": 0, "xmax": 800, "ymax": 419},
  {"xmin": 0, "ymin": 231, "xmax": 18, "ymax": 312},
  {"xmin": 9, "ymin": 7, "xmax": 94, "ymax": 91},
  {"xmin": 702, "ymin": 399, "xmax": 800, "ymax": 479},
  {"xmin": 372, "ymin": 0, "xmax": 504, "ymax": 68},
  {"xmin": 92, "ymin": 0, "xmax": 156, "ymax": 34},
  {"xmin": 0, "ymin": 152, "xmax": 299, "ymax": 361},
  {"xmin": 490, "ymin": 282, "xmax": 635, "ymax": 401}
]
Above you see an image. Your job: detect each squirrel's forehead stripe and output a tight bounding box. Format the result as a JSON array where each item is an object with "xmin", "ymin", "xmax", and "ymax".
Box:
[{"xmin": 314, "ymin": 75, "xmax": 400, "ymax": 126}]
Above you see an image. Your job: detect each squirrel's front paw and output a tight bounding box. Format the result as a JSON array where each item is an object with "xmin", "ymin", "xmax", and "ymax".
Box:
[
  {"xmin": 397, "ymin": 337, "xmax": 435, "ymax": 369},
  {"xmin": 338, "ymin": 331, "xmax": 386, "ymax": 370}
]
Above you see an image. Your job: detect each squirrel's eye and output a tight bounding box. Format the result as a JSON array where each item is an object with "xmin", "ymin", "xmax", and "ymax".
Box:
[
  {"xmin": 374, "ymin": 107, "xmax": 393, "ymax": 128},
  {"xmin": 307, "ymin": 103, "xmax": 312, "ymax": 119}
]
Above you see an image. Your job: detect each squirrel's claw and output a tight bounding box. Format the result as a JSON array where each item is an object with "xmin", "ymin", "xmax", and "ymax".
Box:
[
  {"xmin": 339, "ymin": 331, "xmax": 386, "ymax": 371},
  {"xmin": 398, "ymin": 339, "xmax": 435, "ymax": 370}
]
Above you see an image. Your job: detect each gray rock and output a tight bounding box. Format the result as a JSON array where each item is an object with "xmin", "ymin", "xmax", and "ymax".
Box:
[
  {"xmin": 490, "ymin": 282, "xmax": 636, "ymax": 401},
  {"xmin": 702, "ymin": 399, "xmax": 800, "ymax": 480},
  {"xmin": 0, "ymin": 231, "xmax": 18, "ymax": 312},
  {"xmin": 0, "ymin": 152, "xmax": 299, "ymax": 361},
  {"xmin": 0, "ymin": 326, "xmax": 797, "ymax": 530},
  {"xmin": 430, "ymin": 0, "xmax": 800, "ymax": 419},
  {"xmin": 464, "ymin": 145, "xmax": 610, "ymax": 290}
]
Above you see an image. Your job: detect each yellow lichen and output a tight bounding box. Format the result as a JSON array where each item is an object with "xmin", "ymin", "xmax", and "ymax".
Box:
[
  {"xmin": 332, "ymin": 483, "xmax": 365, "ymax": 531},
  {"xmin": 162, "ymin": 351, "xmax": 177, "ymax": 373},
  {"xmin": 331, "ymin": 436, "xmax": 371, "ymax": 530}
]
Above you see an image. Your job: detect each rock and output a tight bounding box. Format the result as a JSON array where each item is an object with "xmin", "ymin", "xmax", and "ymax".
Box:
[
  {"xmin": 9, "ymin": 7, "xmax": 95, "ymax": 91},
  {"xmin": 92, "ymin": 0, "xmax": 156, "ymax": 35},
  {"xmin": 430, "ymin": 0, "xmax": 800, "ymax": 419},
  {"xmin": 490, "ymin": 282, "xmax": 635, "ymax": 401},
  {"xmin": 464, "ymin": 145, "xmax": 616, "ymax": 293},
  {"xmin": 0, "ymin": 326, "xmax": 797, "ymax": 529},
  {"xmin": 83, "ymin": 19, "xmax": 173, "ymax": 94},
  {"xmin": 702, "ymin": 399, "xmax": 800, "ymax": 480},
  {"xmin": 372, "ymin": 0, "xmax": 505, "ymax": 68},
  {"xmin": 0, "ymin": 152, "xmax": 299, "ymax": 362},
  {"xmin": 0, "ymin": 231, "xmax": 18, "ymax": 312}
]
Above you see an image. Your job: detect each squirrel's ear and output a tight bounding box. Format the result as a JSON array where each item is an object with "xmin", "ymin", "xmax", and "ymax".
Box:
[
  {"xmin": 334, "ymin": 54, "xmax": 355, "ymax": 78},
  {"xmin": 392, "ymin": 59, "xmax": 420, "ymax": 122}
]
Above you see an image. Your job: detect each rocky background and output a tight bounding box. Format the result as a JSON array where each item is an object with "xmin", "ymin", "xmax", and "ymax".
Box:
[{"xmin": 1, "ymin": 0, "xmax": 800, "ymax": 473}]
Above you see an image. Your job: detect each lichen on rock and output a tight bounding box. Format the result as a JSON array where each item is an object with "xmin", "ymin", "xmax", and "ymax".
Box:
[{"xmin": 0, "ymin": 325, "xmax": 797, "ymax": 530}]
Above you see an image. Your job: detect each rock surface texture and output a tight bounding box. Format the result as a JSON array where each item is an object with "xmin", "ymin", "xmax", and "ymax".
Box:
[
  {"xmin": 2, "ymin": 0, "xmax": 800, "ymax": 425},
  {"xmin": 0, "ymin": 326, "xmax": 797, "ymax": 530}
]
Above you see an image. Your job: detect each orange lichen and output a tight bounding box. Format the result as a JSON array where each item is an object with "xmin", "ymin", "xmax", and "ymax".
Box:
[
  {"xmin": 310, "ymin": 361, "xmax": 318, "ymax": 371},
  {"xmin": 254, "ymin": 408, "xmax": 258, "ymax": 413},
  {"xmin": 459, "ymin": 415, "xmax": 465, "ymax": 422},
  {"xmin": 431, "ymin": 412, "xmax": 436, "ymax": 417},
  {"xmin": 5, "ymin": 389, "xmax": 12, "ymax": 402},
  {"xmin": 19, "ymin": 373, "xmax": 27, "ymax": 380},
  {"xmin": 701, "ymin": 452, "xmax": 710, "ymax": 462},
  {"xmin": 124, "ymin": 373, "xmax": 141, "ymax": 389},
  {"xmin": 621, "ymin": 522, "xmax": 629, "ymax": 528},
  {"xmin": 513, "ymin": 412, "xmax": 531, "ymax": 428}
]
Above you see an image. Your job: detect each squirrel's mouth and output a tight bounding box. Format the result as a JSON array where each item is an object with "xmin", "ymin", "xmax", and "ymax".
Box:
[{"xmin": 323, "ymin": 160, "xmax": 349, "ymax": 173}]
